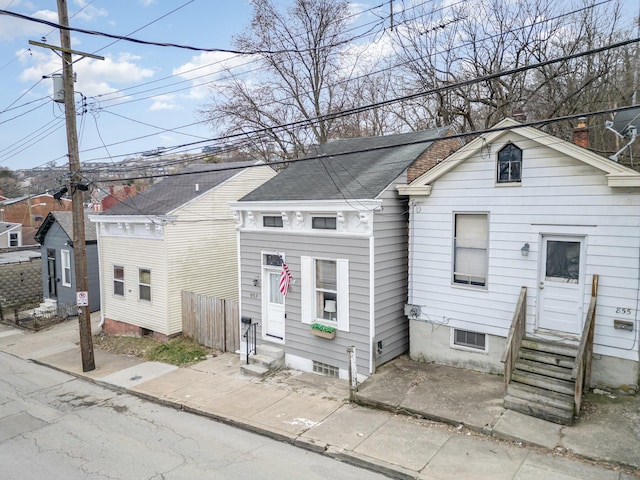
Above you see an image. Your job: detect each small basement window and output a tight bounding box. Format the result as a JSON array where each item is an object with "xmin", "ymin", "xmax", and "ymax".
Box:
[
  {"xmin": 313, "ymin": 360, "xmax": 339, "ymax": 378},
  {"xmin": 453, "ymin": 329, "xmax": 486, "ymax": 351}
]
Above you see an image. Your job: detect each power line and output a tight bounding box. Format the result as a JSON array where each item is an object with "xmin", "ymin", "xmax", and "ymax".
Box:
[{"xmin": 81, "ymin": 104, "xmax": 640, "ymax": 184}]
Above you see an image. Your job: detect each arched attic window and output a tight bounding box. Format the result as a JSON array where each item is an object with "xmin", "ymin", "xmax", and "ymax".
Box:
[{"xmin": 497, "ymin": 143, "xmax": 522, "ymax": 184}]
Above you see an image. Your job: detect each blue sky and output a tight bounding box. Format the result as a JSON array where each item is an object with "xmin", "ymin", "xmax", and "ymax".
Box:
[
  {"xmin": 0, "ymin": 0, "xmax": 638, "ymax": 172},
  {"xmin": 0, "ymin": 0, "xmax": 264, "ymax": 171}
]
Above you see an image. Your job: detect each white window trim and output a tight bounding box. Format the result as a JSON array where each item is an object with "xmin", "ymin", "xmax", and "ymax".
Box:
[
  {"xmin": 9, "ymin": 231, "xmax": 20, "ymax": 247},
  {"xmin": 113, "ymin": 265, "xmax": 125, "ymax": 297},
  {"xmin": 61, "ymin": 249, "xmax": 72, "ymax": 287},
  {"xmin": 452, "ymin": 212, "xmax": 489, "ymax": 289},
  {"xmin": 301, "ymin": 256, "xmax": 349, "ymax": 332},
  {"xmin": 138, "ymin": 268, "xmax": 151, "ymax": 302},
  {"xmin": 450, "ymin": 328, "xmax": 488, "ymax": 354}
]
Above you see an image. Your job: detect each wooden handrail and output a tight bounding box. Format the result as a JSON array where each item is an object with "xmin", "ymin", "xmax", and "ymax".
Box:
[
  {"xmin": 502, "ymin": 287, "xmax": 527, "ymax": 392},
  {"xmin": 571, "ymin": 274, "xmax": 599, "ymax": 414}
]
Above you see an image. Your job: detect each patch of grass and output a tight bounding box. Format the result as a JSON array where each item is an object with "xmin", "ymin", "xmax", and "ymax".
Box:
[
  {"xmin": 93, "ymin": 333, "xmax": 214, "ymax": 367},
  {"xmin": 146, "ymin": 336, "xmax": 211, "ymax": 366}
]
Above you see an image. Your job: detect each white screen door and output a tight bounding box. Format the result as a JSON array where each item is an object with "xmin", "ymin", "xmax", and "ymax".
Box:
[{"xmin": 537, "ymin": 236, "xmax": 585, "ymax": 334}]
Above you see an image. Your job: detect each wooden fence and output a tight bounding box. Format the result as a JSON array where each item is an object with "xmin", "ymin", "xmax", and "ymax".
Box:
[{"xmin": 181, "ymin": 291, "xmax": 239, "ymax": 352}]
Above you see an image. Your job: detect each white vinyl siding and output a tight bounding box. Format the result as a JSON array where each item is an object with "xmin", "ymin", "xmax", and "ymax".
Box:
[
  {"xmin": 301, "ymin": 256, "xmax": 349, "ymax": 332},
  {"xmin": 408, "ymin": 130, "xmax": 640, "ymax": 365},
  {"xmin": 61, "ymin": 249, "xmax": 71, "ymax": 287},
  {"xmin": 97, "ymin": 235, "xmax": 169, "ymax": 334}
]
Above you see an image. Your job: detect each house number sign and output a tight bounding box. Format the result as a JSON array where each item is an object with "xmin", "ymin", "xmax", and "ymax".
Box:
[{"xmin": 615, "ymin": 307, "xmax": 632, "ymax": 315}]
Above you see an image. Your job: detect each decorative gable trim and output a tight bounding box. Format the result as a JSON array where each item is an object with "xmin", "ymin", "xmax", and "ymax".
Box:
[{"xmin": 399, "ymin": 118, "xmax": 640, "ymax": 196}]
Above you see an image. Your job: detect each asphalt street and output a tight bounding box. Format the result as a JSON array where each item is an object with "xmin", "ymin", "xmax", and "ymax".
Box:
[{"xmin": 0, "ymin": 351, "xmax": 390, "ymax": 480}]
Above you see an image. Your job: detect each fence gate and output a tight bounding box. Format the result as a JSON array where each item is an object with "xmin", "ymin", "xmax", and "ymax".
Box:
[{"xmin": 181, "ymin": 291, "xmax": 239, "ymax": 352}]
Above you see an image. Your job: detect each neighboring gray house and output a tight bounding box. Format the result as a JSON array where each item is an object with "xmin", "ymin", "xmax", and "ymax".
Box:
[
  {"xmin": 231, "ymin": 128, "xmax": 461, "ymax": 380},
  {"xmin": 34, "ymin": 211, "xmax": 100, "ymax": 313}
]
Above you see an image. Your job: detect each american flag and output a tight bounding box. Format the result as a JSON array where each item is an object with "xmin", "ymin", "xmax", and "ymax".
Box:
[{"xmin": 279, "ymin": 259, "xmax": 292, "ymax": 296}]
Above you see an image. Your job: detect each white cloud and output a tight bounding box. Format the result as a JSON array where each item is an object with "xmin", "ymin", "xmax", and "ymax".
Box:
[
  {"xmin": 71, "ymin": 0, "xmax": 108, "ymax": 22},
  {"xmin": 19, "ymin": 50, "xmax": 155, "ymax": 98},
  {"xmin": 0, "ymin": 8, "xmax": 57, "ymax": 42},
  {"xmin": 173, "ymin": 51, "xmax": 254, "ymax": 100},
  {"xmin": 149, "ymin": 95, "xmax": 179, "ymax": 111},
  {"xmin": 138, "ymin": 0, "xmax": 156, "ymax": 6}
]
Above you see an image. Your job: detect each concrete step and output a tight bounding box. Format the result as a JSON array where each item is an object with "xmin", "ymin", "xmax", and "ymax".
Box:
[
  {"xmin": 249, "ymin": 353, "xmax": 282, "ymax": 369},
  {"xmin": 512, "ymin": 370, "xmax": 575, "ymax": 396},
  {"xmin": 506, "ymin": 382, "xmax": 574, "ymax": 413},
  {"xmin": 256, "ymin": 344, "xmax": 284, "ymax": 361},
  {"xmin": 514, "ymin": 359, "xmax": 574, "ymax": 381},
  {"xmin": 240, "ymin": 363, "xmax": 269, "ymax": 378},
  {"xmin": 504, "ymin": 394, "xmax": 575, "ymax": 425},
  {"xmin": 522, "ymin": 337, "xmax": 578, "ymax": 358}
]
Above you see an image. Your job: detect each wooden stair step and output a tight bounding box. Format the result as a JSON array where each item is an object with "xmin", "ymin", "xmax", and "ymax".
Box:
[
  {"xmin": 504, "ymin": 394, "xmax": 575, "ymax": 425},
  {"xmin": 506, "ymin": 382, "xmax": 574, "ymax": 412},
  {"xmin": 519, "ymin": 349, "xmax": 575, "ymax": 369},
  {"xmin": 514, "ymin": 359, "xmax": 574, "ymax": 381},
  {"xmin": 512, "ymin": 370, "xmax": 575, "ymax": 396},
  {"xmin": 522, "ymin": 337, "xmax": 578, "ymax": 358}
]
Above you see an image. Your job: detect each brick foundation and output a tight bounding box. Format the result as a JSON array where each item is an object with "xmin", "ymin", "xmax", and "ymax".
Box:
[{"xmin": 102, "ymin": 317, "xmax": 172, "ymax": 342}]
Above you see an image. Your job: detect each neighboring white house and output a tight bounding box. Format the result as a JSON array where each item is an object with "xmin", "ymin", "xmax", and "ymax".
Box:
[
  {"xmin": 0, "ymin": 222, "xmax": 22, "ymax": 248},
  {"xmin": 90, "ymin": 162, "xmax": 276, "ymax": 340},
  {"xmin": 398, "ymin": 118, "xmax": 640, "ymax": 392}
]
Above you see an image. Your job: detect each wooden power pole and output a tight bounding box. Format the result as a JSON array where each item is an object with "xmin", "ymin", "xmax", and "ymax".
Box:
[{"xmin": 57, "ymin": 0, "xmax": 95, "ymax": 371}]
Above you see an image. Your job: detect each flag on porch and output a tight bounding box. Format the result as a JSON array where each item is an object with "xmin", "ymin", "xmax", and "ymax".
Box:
[{"xmin": 279, "ymin": 258, "xmax": 292, "ymax": 296}]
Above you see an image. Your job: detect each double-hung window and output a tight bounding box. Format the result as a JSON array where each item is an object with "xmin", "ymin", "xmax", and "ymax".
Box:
[
  {"xmin": 61, "ymin": 249, "xmax": 72, "ymax": 287},
  {"xmin": 139, "ymin": 268, "xmax": 151, "ymax": 301},
  {"xmin": 301, "ymin": 256, "xmax": 349, "ymax": 331},
  {"xmin": 453, "ymin": 213, "xmax": 488, "ymax": 287},
  {"xmin": 113, "ymin": 266, "xmax": 124, "ymax": 296}
]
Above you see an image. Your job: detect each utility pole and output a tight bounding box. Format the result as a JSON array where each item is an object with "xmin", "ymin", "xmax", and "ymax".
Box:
[{"xmin": 57, "ymin": 0, "xmax": 94, "ymax": 371}]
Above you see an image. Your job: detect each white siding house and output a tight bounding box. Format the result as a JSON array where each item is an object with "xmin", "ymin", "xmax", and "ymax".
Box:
[
  {"xmin": 91, "ymin": 162, "xmax": 275, "ymax": 339},
  {"xmin": 398, "ymin": 118, "xmax": 640, "ymax": 392}
]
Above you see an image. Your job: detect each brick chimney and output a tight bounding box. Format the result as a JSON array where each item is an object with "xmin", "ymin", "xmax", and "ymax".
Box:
[{"xmin": 573, "ymin": 117, "xmax": 589, "ymax": 149}]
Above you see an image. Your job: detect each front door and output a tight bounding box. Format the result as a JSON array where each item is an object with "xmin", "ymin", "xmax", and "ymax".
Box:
[
  {"xmin": 537, "ymin": 236, "xmax": 585, "ymax": 335},
  {"xmin": 47, "ymin": 249, "xmax": 57, "ymax": 299},
  {"xmin": 264, "ymin": 269, "xmax": 285, "ymax": 340}
]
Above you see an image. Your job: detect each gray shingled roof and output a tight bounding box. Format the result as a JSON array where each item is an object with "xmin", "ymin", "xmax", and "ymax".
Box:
[
  {"xmin": 0, "ymin": 222, "xmax": 19, "ymax": 234},
  {"xmin": 34, "ymin": 211, "xmax": 97, "ymax": 244},
  {"xmin": 240, "ymin": 128, "xmax": 446, "ymax": 202},
  {"xmin": 103, "ymin": 162, "xmax": 255, "ymax": 216}
]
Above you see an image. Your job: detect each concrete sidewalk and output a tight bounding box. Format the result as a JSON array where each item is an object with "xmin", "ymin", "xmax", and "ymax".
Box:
[{"xmin": 0, "ymin": 318, "xmax": 638, "ymax": 480}]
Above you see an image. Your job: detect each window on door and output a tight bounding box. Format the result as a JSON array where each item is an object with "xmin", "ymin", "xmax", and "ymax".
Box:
[
  {"xmin": 545, "ymin": 240, "xmax": 580, "ymax": 283},
  {"xmin": 61, "ymin": 249, "xmax": 72, "ymax": 287},
  {"xmin": 453, "ymin": 213, "xmax": 488, "ymax": 287}
]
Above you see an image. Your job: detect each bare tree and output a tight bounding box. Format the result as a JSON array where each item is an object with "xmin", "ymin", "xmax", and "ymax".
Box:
[
  {"xmin": 390, "ymin": 0, "xmax": 634, "ymax": 154},
  {"xmin": 202, "ymin": 0, "xmax": 355, "ymax": 161}
]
